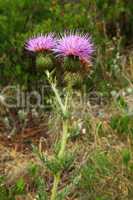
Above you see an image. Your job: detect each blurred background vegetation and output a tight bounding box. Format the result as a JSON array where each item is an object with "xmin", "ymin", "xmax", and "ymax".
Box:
[
  {"xmin": 0, "ymin": 0, "xmax": 133, "ymax": 92},
  {"xmin": 0, "ymin": 1, "xmax": 133, "ymax": 200}
]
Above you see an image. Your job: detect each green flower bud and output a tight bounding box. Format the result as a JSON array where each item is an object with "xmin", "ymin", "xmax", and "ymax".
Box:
[
  {"xmin": 64, "ymin": 56, "xmax": 81, "ymax": 72},
  {"xmin": 64, "ymin": 72, "xmax": 83, "ymax": 88},
  {"xmin": 36, "ymin": 54, "xmax": 53, "ymax": 71}
]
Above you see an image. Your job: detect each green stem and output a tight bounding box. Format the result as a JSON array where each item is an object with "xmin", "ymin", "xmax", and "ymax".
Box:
[
  {"xmin": 51, "ymin": 82, "xmax": 65, "ymax": 114},
  {"xmin": 58, "ymin": 120, "xmax": 68, "ymax": 158},
  {"xmin": 50, "ymin": 172, "xmax": 60, "ymax": 200},
  {"xmin": 50, "ymin": 119, "xmax": 68, "ymax": 200}
]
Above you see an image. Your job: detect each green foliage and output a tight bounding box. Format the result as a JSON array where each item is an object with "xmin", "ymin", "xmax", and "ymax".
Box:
[
  {"xmin": 81, "ymin": 151, "xmax": 112, "ymax": 184},
  {"xmin": 35, "ymin": 177, "xmax": 48, "ymax": 200},
  {"xmin": 78, "ymin": 151, "xmax": 113, "ymax": 199},
  {"xmin": 110, "ymin": 114, "xmax": 133, "ymax": 135},
  {"xmin": 116, "ymin": 95, "xmax": 128, "ymax": 111},
  {"xmin": 0, "ymin": 0, "xmax": 133, "ymax": 87},
  {"xmin": 15, "ymin": 178, "xmax": 25, "ymax": 194},
  {"xmin": 28, "ymin": 162, "xmax": 39, "ymax": 177},
  {"xmin": 0, "ymin": 176, "xmax": 26, "ymax": 200},
  {"xmin": 122, "ymin": 149, "xmax": 131, "ymax": 167},
  {"xmin": 56, "ymin": 186, "xmax": 70, "ymax": 200},
  {"xmin": 28, "ymin": 163, "xmax": 48, "ymax": 199},
  {"xmin": 0, "ymin": 176, "xmax": 9, "ymax": 200},
  {"xmin": 69, "ymin": 125, "xmax": 80, "ymax": 139},
  {"xmin": 33, "ymin": 147, "xmax": 74, "ymax": 175}
]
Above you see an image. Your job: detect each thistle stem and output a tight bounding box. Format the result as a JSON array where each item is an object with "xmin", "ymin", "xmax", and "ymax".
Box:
[
  {"xmin": 58, "ymin": 120, "xmax": 68, "ymax": 158},
  {"xmin": 50, "ymin": 119, "xmax": 68, "ymax": 200},
  {"xmin": 47, "ymin": 72, "xmax": 69, "ymax": 200},
  {"xmin": 50, "ymin": 172, "xmax": 60, "ymax": 200}
]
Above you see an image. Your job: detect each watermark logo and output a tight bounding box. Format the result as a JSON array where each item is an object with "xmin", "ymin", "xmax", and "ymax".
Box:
[
  {"xmin": 0, "ymin": 85, "xmax": 48, "ymax": 110},
  {"xmin": 0, "ymin": 85, "xmax": 105, "ymax": 111}
]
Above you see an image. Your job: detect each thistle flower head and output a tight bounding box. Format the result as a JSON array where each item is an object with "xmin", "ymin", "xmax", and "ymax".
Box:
[
  {"xmin": 25, "ymin": 33, "xmax": 56, "ymax": 53},
  {"xmin": 53, "ymin": 32, "xmax": 94, "ymax": 61}
]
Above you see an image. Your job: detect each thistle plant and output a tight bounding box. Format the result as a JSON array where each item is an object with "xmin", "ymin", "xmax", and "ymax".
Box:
[{"xmin": 25, "ymin": 33, "xmax": 94, "ymax": 199}]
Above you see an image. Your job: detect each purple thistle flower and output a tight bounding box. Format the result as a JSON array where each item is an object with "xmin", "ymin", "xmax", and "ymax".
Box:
[
  {"xmin": 53, "ymin": 32, "xmax": 94, "ymax": 61},
  {"xmin": 25, "ymin": 33, "xmax": 56, "ymax": 53}
]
